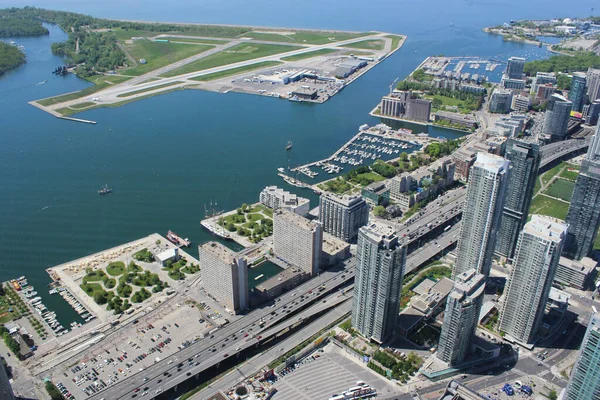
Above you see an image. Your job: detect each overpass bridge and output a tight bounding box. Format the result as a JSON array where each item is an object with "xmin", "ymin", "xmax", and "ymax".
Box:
[{"xmin": 539, "ymin": 137, "xmax": 590, "ymax": 168}]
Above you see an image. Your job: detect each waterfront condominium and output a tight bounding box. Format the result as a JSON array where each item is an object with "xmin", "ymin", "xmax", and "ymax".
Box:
[
  {"xmin": 351, "ymin": 223, "xmax": 406, "ymax": 343},
  {"xmin": 499, "ymin": 215, "xmax": 568, "ymax": 345},
  {"xmin": 564, "ymin": 314, "xmax": 600, "ymax": 400},
  {"xmin": 505, "ymin": 56, "xmax": 526, "ymax": 80},
  {"xmin": 436, "ymin": 269, "xmax": 486, "ymax": 366},
  {"xmin": 569, "ymin": 72, "xmax": 587, "ymax": 112},
  {"xmin": 273, "ymin": 209, "xmax": 322, "ymax": 276},
  {"xmin": 495, "ymin": 139, "xmax": 541, "ymax": 260},
  {"xmin": 543, "ymin": 93, "xmax": 573, "ymax": 141},
  {"xmin": 319, "ymin": 193, "xmax": 369, "ymax": 243},
  {"xmin": 453, "ymin": 153, "xmax": 510, "ymax": 278},
  {"xmin": 564, "ymin": 130, "xmax": 600, "ymax": 260},
  {"xmin": 198, "ymin": 242, "xmax": 248, "ymax": 314}
]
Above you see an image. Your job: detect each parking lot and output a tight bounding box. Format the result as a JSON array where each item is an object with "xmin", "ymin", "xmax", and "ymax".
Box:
[
  {"xmin": 272, "ymin": 343, "xmax": 397, "ymax": 399},
  {"xmin": 50, "ymin": 292, "xmax": 232, "ymax": 399}
]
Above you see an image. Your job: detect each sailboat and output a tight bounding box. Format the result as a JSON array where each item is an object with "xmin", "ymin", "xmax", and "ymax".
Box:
[{"xmin": 286, "ymin": 140, "xmax": 293, "ymax": 150}]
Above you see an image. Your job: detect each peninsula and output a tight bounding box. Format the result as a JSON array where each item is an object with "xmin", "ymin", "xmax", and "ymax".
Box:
[{"xmin": 1, "ymin": 8, "xmax": 405, "ymax": 119}]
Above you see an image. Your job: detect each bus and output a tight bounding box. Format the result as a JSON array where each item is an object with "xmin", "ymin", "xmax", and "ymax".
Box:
[{"xmin": 444, "ymin": 225, "xmax": 452, "ymax": 232}]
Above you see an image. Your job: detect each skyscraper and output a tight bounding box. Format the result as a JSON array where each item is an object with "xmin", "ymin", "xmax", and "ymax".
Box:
[
  {"xmin": 569, "ymin": 73, "xmax": 587, "ymax": 112},
  {"xmin": 0, "ymin": 357, "xmax": 15, "ymax": 400},
  {"xmin": 564, "ymin": 314, "xmax": 600, "ymax": 400},
  {"xmin": 436, "ymin": 269, "xmax": 486, "ymax": 366},
  {"xmin": 273, "ymin": 209, "xmax": 323, "ymax": 276},
  {"xmin": 499, "ymin": 215, "xmax": 568, "ymax": 345},
  {"xmin": 505, "ymin": 57, "xmax": 526, "ymax": 80},
  {"xmin": 495, "ymin": 139, "xmax": 541, "ymax": 259},
  {"xmin": 198, "ymin": 242, "xmax": 249, "ymax": 314},
  {"xmin": 584, "ymin": 100, "xmax": 600, "ymax": 126},
  {"xmin": 453, "ymin": 153, "xmax": 510, "ymax": 278},
  {"xmin": 543, "ymin": 94, "xmax": 573, "ymax": 141},
  {"xmin": 586, "ymin": 67, "xmax": 600, "ymax": 103},
  {"xmin": 352, "ymin": 223, "xmax": 406, "ymax": 343},
  {"xmin": 564, "ymin": 130, "xmax": 600, "ymax": 260},
  {"xmin": 319, "ymin": 193, "xmax": 369, "ymax": 243}
]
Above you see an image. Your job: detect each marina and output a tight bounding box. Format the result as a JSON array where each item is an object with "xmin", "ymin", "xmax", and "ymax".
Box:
[{"xmin": 281, "ymin": 124, "xmax": 437, "ymax": 186}]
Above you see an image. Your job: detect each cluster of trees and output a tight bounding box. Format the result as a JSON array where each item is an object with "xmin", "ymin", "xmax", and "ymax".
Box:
[
  {"xmin": 371, "ymin": 159, "xmax": 397, "ymax": 178},
  {"xmin": 0, "ymin": 42, "xmax": 26, "ymax": 74},
  {"xmin": 372, "ymin": 350, "xmax": 422, "ymax": 381},
  {"xmin": 131, "ymin": 288, "xmax": 152, "ymax": 303},
  {"xmin": 423, "ymin": 139, "xmax": 461, "ymax": 160},
  {"xmin": 524, "ymin": 52, "xmax": 600, "ymax": 75},
  {"xmin": 321, "ymin": 177, "xmax": 352, "ymax": 194},
  {"xmin": 0, "ymin": 17, "xmax": 48, "ymax": 36},
  {"xmin": 107, "ymin": 296, "xmax": 131, "ymax": 314},
  {"xmin": 411, "ymin": 68, "xmax": 433, "ymax": 82},
  {"xmin": 116, "ymin": 282, "xmax": 132, "ymax": 298},
  {"xmin": 133, "ymin": 249, "xmax": 154, "ymax": 263},
  {"xmin": 0, "ymin": 325, "xmax": 21, "ymax": 358},
  {"xmin": 45, "ymin": 381, "xmax": 64, "ymax": 400}
]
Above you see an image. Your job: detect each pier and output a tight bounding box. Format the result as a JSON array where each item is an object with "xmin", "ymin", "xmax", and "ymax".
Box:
[
  {"xmin": 28, "ymin": 101, "xmax": 98, "ymax": 124},
  {"xmin": 58, "ymin": 116, "xmax": 97, "ymax": 124}
]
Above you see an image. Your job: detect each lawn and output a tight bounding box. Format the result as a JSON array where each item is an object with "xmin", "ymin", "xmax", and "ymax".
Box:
[
  {"xmin": 541, "ymin": 162, "xmax": 566, "ymax": 186},
  {"xmin": 190, "ymin": 61, "xmax": 282, "ymax": 81},
  {"xmin": 239, "ymin": 30, "xmax": 369, "ymax": 45},
  {"xmin": 106, "ymin": 261, "xmax": 126, "ymax": 276},
  {"xmin": 163, "ymin": 258, "xmax": 199, "ymax": 280},
  {"xmin": 349, "ymin": 172, "xmax": 386, "ymax": 186},
  {"xmin": 37, "ymin": 75, "xmax": 131, "ymax": 106},
  {"xmin": 162, "ymin": 43, "xmax": 301, "ymax": 77},
  {"xmin": 386, "ymin": 35, "xmax": 404, "ymax": 51},
  {"xmin": 529, "ymin": 194, "xmax": 570, "ymax": 221},
  {"xmin": 122, "ymin": 40, "xmax": 214, "ymax": 76},
  {"xmin": 111, "ymin": 25, "xmax": 251, "ymax": 40},
  {"xmin": 559, "ymin": 166, "xmax": 580, "ymax": 181},
  {"xmin": 281, "ymin": 49, "xmax": 338, "ymax": 62},
  {"xmin": 343, "ymin": 39, "xmax": 385, "ymax": 51},
  {"xmin": 116, "ymin": 81, "xmax": 184, "ymax": 97},
  {"xmin": 217, "ymin": 203, "xmax": 273, "ymax": 243},
  {"xmin": 543, "ymin": 178, "xmax": 575, "ymax": 202},
  {"xmin": 431, "ymin": 94, "xmax": 464, "ymax": 107}
]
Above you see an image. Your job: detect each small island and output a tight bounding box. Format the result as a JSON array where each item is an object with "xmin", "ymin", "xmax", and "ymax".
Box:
[{"xmin": 0, "ymin": 41, "xmax": 26, "ymax": 74}]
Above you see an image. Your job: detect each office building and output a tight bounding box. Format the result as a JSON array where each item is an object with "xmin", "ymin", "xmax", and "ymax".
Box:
[
  {"xmin": 352, "ymin": 223, "xmax": 406, "ymax": 343},
  {"xmin": 535, "ymin": 72, "xmax": 557, "ymax": 85},
  {"xmin": 586, "ymin": 67, "xmax": 600, "ymax": 103},
  {"xmin": 555, "ymin": 256, "xmax": 598, "ymax": 290},
  {"xmin": 361, "ymin": 181, "xmax": 390, "ymax": 206},
  {"xmin": 499, "ymin": 216, "xmax": 568, "ymax": 345},
  {"xmin": 564, "ymin": 314, "xmax": 600, "ymax": 400},
  {"xmin": 433, "ymin": 111, "xmax": 478, "ymax": 129},
  {"xmin": 564, "ymin": 131, "xmax": 600, "ymax": 260},
  {"xmin": 453, "ymin": 153, "xmax": 510, "ymax": 278},
  {"xmin": 436, "ymin": 269, "xmax": 486, "ymax": 366},
  {"xmin": 543, "ymin": 94, "xmax": 573, "ymax": 141},
  {"xmin": 273, "ymin": 209, "xmax": 322, "ymax": 276},
  {"xmin": 198, "ymin": 242, "xmax": 248, "ymax": 314},
  {"xmin": 380, "ymin": 91, "xmax": 432, "ymax": 123},
  {"xmin": 489, "ymin": 89, "xmax": 513, "ymax": 113},
  {"xmin": 584, "ymin": 100, "xmax": 600, "ymax": 125},
  {"xmin": 259, "ymin": 186, "xmax": 310, "ymax": 216},
  {"xmin": 495, "ymin": 139, "xmax": 541, "ymax": 259},
  {"xmin": 569, "ymin": 73, "xmax": 587, "ymax": 112},
  {"xmin": 506, "ymin": 57, "xmax": 526, "ymax": 79},
  {"xmin": 319, "ymin": 193, "xmax": 369, "ymax": 243},
  {"xmin": 534, "ymin": 84, "xmax": 556, "ymax": 101}
]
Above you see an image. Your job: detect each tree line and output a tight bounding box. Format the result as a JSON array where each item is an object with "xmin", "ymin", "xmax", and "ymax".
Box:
[
  {"xmin": 524, "ymin": 52, "xmax": 600, "ymax": 76},
  {"xmin": 0, "ymin": 42, "xmax": 26, "ymax": 74},
  {"xmin": 0, "ymin": 16, "xmax": 48, "ymax": 36}
]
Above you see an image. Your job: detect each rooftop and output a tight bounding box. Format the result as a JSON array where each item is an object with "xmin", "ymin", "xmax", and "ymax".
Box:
[
  {"xmin": 321, "ymin": 192, "xmax": 366, "ymax": 207},
  {"xmin": 199, "ymin": 241, "xmax": 238, "ymax": 264},
  {"xmin": 322, "ymin": 232, "xmax": 350, "ymax": 255},
  {"xmin": 525, "ymin": 215, "xmax": 568, "ymax": 243},
  {"xmin": 473, "ymin": 152, "xmax": 510, "ymax": 174},
  {"xmin": 558, "ymin": 256, "xmax": 597, "ymax": 273},
  {"xmin": 255, "ymin": 267, "xmax": 306, "ymax": 292},
  {"xmin": 275, "ymin": 208, "xmax": 320, "ymax": 232}
]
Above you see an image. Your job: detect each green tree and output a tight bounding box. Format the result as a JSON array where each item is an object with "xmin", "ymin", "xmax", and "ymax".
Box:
[
  {"xmin": 45, "ymin": 381, "xmax": 64, "ymax": 400},
  {"xmin": 548, "ymin": 390, "xmax": 558, "ymax": 400},
  {"xmin": 373, "ymin": 205, "xmax": 387, "ymax": 217}
]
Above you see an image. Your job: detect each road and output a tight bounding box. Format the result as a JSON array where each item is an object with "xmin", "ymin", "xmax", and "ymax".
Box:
[
  {"xmin": 539, "ymin": 137, "xmax": 590, "ymax": 168},
  {"xmin": 87, "ymin": 261, "xmax": 356, "ymax": 400}
]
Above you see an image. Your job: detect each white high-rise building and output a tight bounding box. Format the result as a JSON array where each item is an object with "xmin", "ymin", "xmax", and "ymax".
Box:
[
  {"xmin": 586, "ymin": 67, "xmax": 600, "ymax": 103},
  {"xmin": 319, "ymin": 193, "xmax": 369, "ymax": 243},
  {"xmin": 499, "ymin": 215, "xmax": 568, "ymax": 345},
  {"xmin": 198, "ymin": 242, "xmax": 248, "ymax": 314},
  {"xmin": 352, "ymin": 223, "xmax": 406, "ymax": 343},
  {"xmin": 453, "ymin": 153, "xmax": 510, "ymax": 278},
  {"xmin": 259, "ymin": 186, "xmax": 310, "ymax": 216},
  {"xmin": 273, "ymin": 209, "xmax": 322, "ymax": 276},
  {"xmin": 436, "ymin": 269, "xmax": 486, "ymax": 366}
]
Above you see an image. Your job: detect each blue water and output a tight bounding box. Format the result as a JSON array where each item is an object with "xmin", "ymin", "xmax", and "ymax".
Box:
[{"xmin": 0, "ymin": 0, "xmax": 585, "ymax": 323}]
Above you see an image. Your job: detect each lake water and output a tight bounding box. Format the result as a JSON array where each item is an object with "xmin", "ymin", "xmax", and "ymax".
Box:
[{"xmin": 0, "ymin": 0, "xmax": 585, "ymax": 322}]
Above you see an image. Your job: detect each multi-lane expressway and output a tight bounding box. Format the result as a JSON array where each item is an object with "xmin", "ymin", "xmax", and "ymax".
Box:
[
  {"xmin": 88, "ymin": 262, "xmax": 356, "ymax": 400},
  {"xmin": 539, "ymin": 137, "xmax": 590, "ymax": 168}
]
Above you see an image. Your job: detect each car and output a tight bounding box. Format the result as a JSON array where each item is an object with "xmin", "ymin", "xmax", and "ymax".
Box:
[
  {"xmin": 142, "ymin": 392, "xmax": 148, "ymax": 397},
  {"xmin": 223, "ymin": 354, "xmax": 229, "ymax": 357},
  {"xmin": 155, "ymin": 389, "xmax": 162, "ymax": 394},
  {"xmin": 187, "ymin": 372, "xmax": 192, "ymax": 376},
  {"xmin": 134, "ymin": 388, "xmax": 140, "ymax": 393}
]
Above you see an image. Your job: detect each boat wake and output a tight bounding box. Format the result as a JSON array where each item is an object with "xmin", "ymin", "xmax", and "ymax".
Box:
[{"xmin": 41, "ymin": 205, "xmax": 51, "ymax": 211}]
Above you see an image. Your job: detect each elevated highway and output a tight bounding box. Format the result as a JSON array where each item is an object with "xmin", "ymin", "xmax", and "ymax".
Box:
[{"xmin": 539, "ymin": 137, "xmax": 590, "ymax": 168}]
